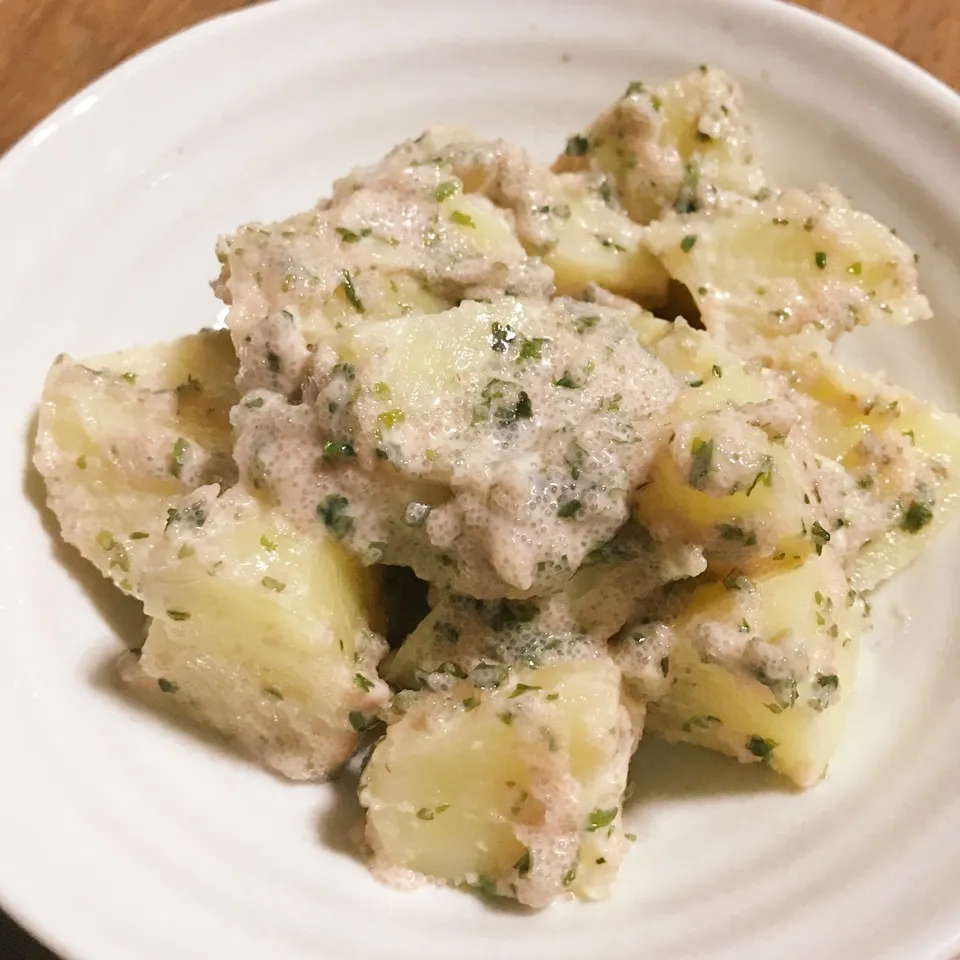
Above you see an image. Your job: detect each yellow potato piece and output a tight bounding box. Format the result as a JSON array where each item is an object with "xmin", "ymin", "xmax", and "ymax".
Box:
[
  {"xmin": 33, "ymin": 329, "xmax": 238, "ymax": 596},
  {"xmin": 361, "ymin": 657, "xmax": 634, "ymax": 907},
  {"xmin": 132, "ymin": 484, "xmax": 387, "ymax": 781}
]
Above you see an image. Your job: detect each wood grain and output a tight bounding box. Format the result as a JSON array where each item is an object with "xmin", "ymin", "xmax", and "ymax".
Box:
[{"xmin": 0, "ymin": 0, "xmax": 956, "ymax": 957}]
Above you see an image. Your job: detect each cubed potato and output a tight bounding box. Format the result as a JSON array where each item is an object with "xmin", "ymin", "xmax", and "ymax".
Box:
[
  {"xmin": 233, "ymin": 295, "xmax": 675, "ymax": 598},
  {"xmin": 554, "ymin": 68, "xmax": 766, "ymax": 223},
  {"xmin": 33, "ymin": 330, "xmax": 238, "ymax": 596},
  {"xmin": 214, "ymin": 168, "xmax": 550, "ymax": 395},
  {"xmin": 633, "ymin": 406, "xmax": 814, "ymax": 568},
  {"xmin": 360, "ymin": 656, "xmax": 635, "ymax": 906},
  {"xmin": 633, "ymin": 550, "xmax": 867, "ymax": 787},
  {"xmin": 129, "ymin": 484, "xmax": 388, "ymax": 780},
  {"xmin": 651, "ymin": 319, "xmax": 777, "ymax": 419},
  {"xmin": 542, "ymin": 173, "xmax": 669, "ymax": 305},
  {"xmin": 789, "ymin": 356, "xmax": 960, "ymax": 590},
  {"xmin": 643, "ymin": 186, "xmax": 930, "ymax": 352}
]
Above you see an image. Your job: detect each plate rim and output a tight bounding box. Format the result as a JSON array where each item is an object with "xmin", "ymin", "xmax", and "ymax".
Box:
[{"xmin": 3, "ymin": 1, "xmax": 960, "ymax": 958}]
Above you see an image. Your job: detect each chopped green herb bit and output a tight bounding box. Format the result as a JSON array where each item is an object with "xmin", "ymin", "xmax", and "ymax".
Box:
[
  {"xmin": 746, "ymin": 462, "xmax": 773, "ymax": 496},
  {"xmin": 177, "ymin": 544, "xmax": 194, "ymax": 559},
  {"xmin": 810, "ymin": 520, "xmax": 831, "ymax": 555},
  {"xmin": 95, "ymin": 530, "xmax": 115, "ymax": 551},
  {"xmin": 170, "ymin": 437, "xmax": 189, "ymax": 478},
  {"xmin": 449, "ymin": 209, "xmax": 476, "ymax": 227},
  {"xmin": 462, "ymin": 697, "xmax": 479, "ymax": 711},
  {"xmin": 848, "ymin": 261, "xmax": 863, "ymax": 276},
  {"xmin": 260, "ymin": 535, "xmax": 276, "ymax": 552},
  {"xmin": 121, "ymin": 371, "xmax": 137, "ymax": 384},
  {"xmin": 340, "ymin": 270, "xmax": 365, "ymax": 313},
  {"xmin": 514, "ymin": 850, "xmax": 532, "ymax": 876},
  {"xmin": 318, "ymin": 494, "xmax": 353, "ymax": 539},
  {"xmin": 75, "ymin": 455, "xmax": 88, "ymax": 469},
  {"xmin": 129, "ymin": 531, "xmax": 149, "ymax": 540},
  {"xmin": 557, "ymin": 499, "xmax": 583, "ymax": 519},
  {"xmin": 244, "ymin": 396, "xmax": 265, "ymax": 409},
  {"xmin": 517, "ymin": 336, "xmax": 548, "ymax": 363},
  {"xmin": 335, "ymin": 226, "xmax": 372, "ymax": 243},
  {"xmin": 157, "ymin": 678, "xmax": 179, "ymax": 694},
  {"xmin": 323, "ymin": 440, "xmax": 356, "ymax": 462},
  {"xmin": 901, "ymin": 500, "xmax": 933, "ymax": 533},
  {"xmin": 586, "ymin": 808, "xmax": 618, "ymax": 832},
  {"xmin": 545, "ymin": 693, "xmax": 560, "ymax": 701},
  {"xmin": 562, "ymin": 866, "xmax": 578, "ymax": 886},
  {"xmin": 473, "ymin": 875, "xmax": 498, "ymax": 899},
  {"xmin": 353, "ymin": 673, "xmax": 373, "ymax": 693},
  {"xmin": 373, "ymin": 381, "xmax": 391, "ymax": 400},
  {"xmin": 416, "ymin": 807, "xmax": 435, "ymax": 821},
  {"xmin": 688, "ymin": 379, "xmax": 704, "ymax": 388},
  {"xmin": 266, "ymin": 351, "xmax": 282, "ymax": 373},
  {"xmin": 816, "ymin": 673, "xmax": 839, "ymax": 692},
  {"xmin": 625, "ymin": 80, "xmax": 646, "ymax": 95},
  {"xmin": 261, "ymin": 576, "xmax": 285, "ymax": 593},
  {"xmin": 510, "ymin": 683, "xmax": 543, "ymax": 698},
  {"xmin": 377, "ymin": 408, "xmax": 406, "ymax": 430},
  {"xmin": 650, "ymin": 94, "xmax": 663, "ymax": 111},
  {"xmin": 434, "ymin": 180, "xmax": 459, "ymax": 202},
  {"xmin": 815, "ymin": 250, "xmax": 828, "ymax": 270},
  {"xmin": 574, "ymin": 314, "xmax": 600, "ymax": 334},
  {"xmin": 564, "ymin": 134, "xmax": 590, "ymax": 156},
  {"xmin": 717, "ymin": 523, "xmax": 758, "ymax": 546},
  {"xmin": 746, "ymin": 735, "xmax": 777, "ymax": 761},
  {"xmin": 680, "ymin": 235, "xmax": 698, "ymax": 253},
  {"xmin": 166, "ymin": 609, "xmax": 191, "ymax": 621},
  {"xmin": 552, "ymin": 371, "xmax": 578, "ymax": 389},
  {"xmin": 349, "ymin": 711, "xmax": 375, "ymax": 733},
  {"xmin": 514, "ymin": 391, "xmax": 533, "ymax": 420},
  {"xmin": 688, "ymin": 437, "xmax": 714, "ymax": 489},
  {"xmin": 712, "ymin": 364, "xmax": 723, "ymax": 378}
]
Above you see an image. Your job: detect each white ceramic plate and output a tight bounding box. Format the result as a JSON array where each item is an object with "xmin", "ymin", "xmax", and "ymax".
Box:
[{"xmin": 3, "ymin": 1, "xmax": 960, "ymax": 958}]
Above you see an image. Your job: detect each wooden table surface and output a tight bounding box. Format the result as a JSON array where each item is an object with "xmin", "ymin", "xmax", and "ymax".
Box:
[{"xmin": 0, "ymin": 0, "xmax": 957, "ymax": 956}]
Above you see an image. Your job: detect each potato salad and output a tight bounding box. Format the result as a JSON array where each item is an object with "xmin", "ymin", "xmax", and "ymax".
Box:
[{"xmin": 34, "ymin": 67, "xmax": 960, "ymax": 908}]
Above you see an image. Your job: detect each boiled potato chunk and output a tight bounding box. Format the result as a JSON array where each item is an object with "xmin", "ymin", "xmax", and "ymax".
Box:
[
  {"xmin": 637, "ymin": 550, "xmax": 867, "ymax": 787},
  {"xmin": 130, "ymin": 484, "xmax": 388, "ymax": 780},
  {"xmin": 242, "ymin": 294, "xmax": 676, "ymax": 598},
  {"xmin": 33, "ymin": 329, "xmax": 238, "ymax": 596},
  {"xmin": 790, "ymin": 356, "xmax": 960, "ymax": 590},
  {"xmin": 634, "ymin": 406, "xmax": 814, "ymax": 568},
  {"xmin": 555, "ymin": 68, "xmax": 766, "ymax": 223},
  {"xmin": 214, "ymin": 165, "xmax": 550, "ymax": 395},
  {"xmin": 651, "ymin": 319, "xmax": 777, "ymax": 419},
  {"xmin": 543, "ymin": 173, "xmax": 668, "ymax": 305},
  {"xmin": 644, "ymin": 186, "xmax": 930, "ymax": 352},
  {"xmin": 361, "ymin": 657, "xmax": 635, "ymax": 907}
]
